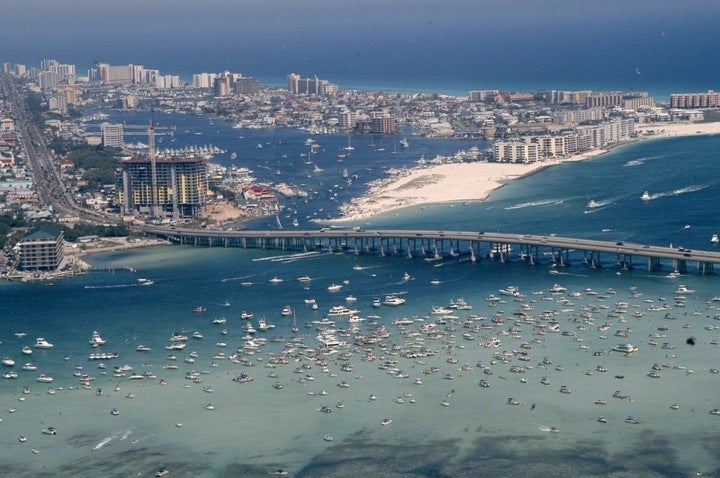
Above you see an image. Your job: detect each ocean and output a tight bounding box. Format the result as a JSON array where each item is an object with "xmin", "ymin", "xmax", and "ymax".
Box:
[{"xmin": 2, "ymin": 116, "xmax": 720, "ymax": 477}]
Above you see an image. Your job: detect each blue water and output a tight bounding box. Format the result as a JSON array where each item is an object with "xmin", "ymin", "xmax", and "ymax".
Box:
[{"xmin": 2, "ymin": 114, "xmax": 720, "ymax": 476}]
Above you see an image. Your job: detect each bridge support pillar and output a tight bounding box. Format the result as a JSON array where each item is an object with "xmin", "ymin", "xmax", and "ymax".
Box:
[
  {"xmin": 673, "ymin": 259, "xmax": 687, "ymax": 273},
  {"xmin": 700, "ymin": 262, "xmax": 714, "ymax": 275},
  {"xmin": 648, "ymin": 257, "xmax": 661, "ymax": 272}
]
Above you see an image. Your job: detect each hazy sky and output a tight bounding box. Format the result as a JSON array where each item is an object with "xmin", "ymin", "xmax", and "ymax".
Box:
[{"xmin": 1, "ymin": 0, "xmax": 719, "ymax": 94}]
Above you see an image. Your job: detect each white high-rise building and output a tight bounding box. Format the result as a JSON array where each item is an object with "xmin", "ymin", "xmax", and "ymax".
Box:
[{"xmin": 101, "ymin": 122, "xmax": 124, "ymax": 147}]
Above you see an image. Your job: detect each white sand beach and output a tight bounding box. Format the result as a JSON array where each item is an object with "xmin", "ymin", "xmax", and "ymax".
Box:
[{"xmin": 330, "ymin": 121, "xmax": 720, "ymax": 223}]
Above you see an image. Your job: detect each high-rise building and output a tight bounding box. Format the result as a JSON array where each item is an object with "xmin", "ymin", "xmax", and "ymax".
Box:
[
  {"xmin": 38, "ymin": 71, "xmax": 59, "ymax": 91},
  {"xmin": 234, "ymin": 77, "xmax": 259, "ymax": 95},
  {"xmin": 670, "ymin": 91, "xmax": 720, "ymax": 108},
  {"xmin": 119, "ymin": 155, "xmax": 209, "ymax": 218},
  {"xmin": 101, "ymin": 123, "xmax": 124, "ymax": 147},
  {"xmin": 213, "ymin": 77, "xmax": 230, "ymax": 97},
  {"xmin": 17, "ymin": 226, "xmax": 65, "ymax": 271}
]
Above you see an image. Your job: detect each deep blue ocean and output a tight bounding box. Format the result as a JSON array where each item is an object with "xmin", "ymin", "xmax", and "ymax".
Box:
[{"xmin": 2, "ymin": 110, "xmax": 720, "ymax": 476}]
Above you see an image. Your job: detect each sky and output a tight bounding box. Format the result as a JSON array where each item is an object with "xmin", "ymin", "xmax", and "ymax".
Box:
[{"xmin": 1, "ymin": 0, "xmax": 719, "ymax": 96}]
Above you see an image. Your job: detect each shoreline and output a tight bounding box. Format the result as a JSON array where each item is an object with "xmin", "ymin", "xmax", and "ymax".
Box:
[{"xmin": 325, "ymin": 121, "xmax": 720, "ymax": 223}]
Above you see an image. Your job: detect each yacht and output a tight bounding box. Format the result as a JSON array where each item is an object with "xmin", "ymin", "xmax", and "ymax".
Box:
[
  {"xmin": 89, "ymin": 331, "xmax": 106, "ymax": 347},
  {"xmin": 3, "ymin": 356, "xmax": 16, "ymax": 367},
  {"xmin": 280, "ymin": 306, "xmax": 293, "ymax": 316},
  {"xmin": 612, "ymin": 343, "xmax": 639, "ymax": 353},
  {"xmin": 549, "ymin": 283, "xmax": 567, "ymax": 293},
  {"xmin": 383, "ymin": 295, "xmax": 406, "ymax": 306},
  {"xmin": 675, "ymin": 284, "xmax": 695, "ymax": 294},
  {"xmin": 36, "ymin": 374, "xmax": 54, "ymax": 383},
  {"xmin": 22, "ymin": 363, "xmax": 37, "ymax": 371},
  {"xmin": 498, "ymin": 286, "xmax": 523, "ymax": 298},
  {"xmin": 34, "ymin": 338, "xmax": 54, "ymax": 349},
  {"xmin": 327, "ymin": 283, "xmax": 343, "ymax": 292},
  {"xmin": 136, "ymin": 345, "xmax": 152, "ymax": 352},
  {"xmin": 327, "ymin": 305, "xmax": 358, "ymax": 316}
]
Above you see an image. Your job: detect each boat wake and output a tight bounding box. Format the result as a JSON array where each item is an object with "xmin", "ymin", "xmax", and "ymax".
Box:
[
  {"xmin": 504, "ymin": 198, "xmax": 563, "ymax": 210},
  {"xmin": 252, "ymin": 251, "xmax": 322, "ymax": 263},
  {"xmin": 642, "ymin": 184, "xmax": 708, "ymax": 201},
  {"xmin": 623, "ymin": 158, "xmax": 646, "ymax": 167},
  {"xmin": 220, "ymin": 275, "xmax": 253, "ymax": 283},
  {"xmin": 84, "ymin": 283, "xmax": 149, "ymax": 289},
  {"xmin": 93, "ymin": 433, "xmax": 117, "ymax": 450}
]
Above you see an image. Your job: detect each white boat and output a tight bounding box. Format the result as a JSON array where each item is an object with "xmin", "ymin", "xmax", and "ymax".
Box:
[
  {"xmin": 675, "ymin": 284, "xmax": 695, "ymax": 294},
  {"xmin": 327, "ymin": 283, "xmax": 343, "ymax": 292},
  {"xmin": 21, "ymin": 346, "xmax": 32, "ymax": 355},
  {"xmin": 383, "ymin": 295, "xmax": 406, "ymax": 306},
  {"xmin": 612, "ymin": 343, "xmax": 639, "ymax": 353},
  {"xmin": 22, "ymin": 363, "xmax": 37, "ymax": 371},
  {"xmin": 36, "ymin": 374, "xmax": 54, "ymax": 383},
  {"xmin": 712, "ymin": 234, "xmax": 719, "ymax": 244},
  {"xmin": 269, "ymin": 276, "xmax": 283, "ymax": 283},
  {"xmin": 399, "ymin": 137, "xmax": 409, "ymax": 149},
  {"xmin": 136, "ymin": 345, "xmax": 152, "ymax": 352},
  {"xmin": 42, "ymin": 427, "xmax": 57, "ymax": 435},
  {"xmin": 641, "ymin": 191, "xmax": 651, "ymax": 201},
  {"xmin": 498, "ymin": 286, "xmax": 523, "ymax": 298},
  {"xmin": 89, "ymin": 331, "xmax": 106, "ymax": 347},
  {"xmin": 34, "ymin": 338, "xmax": 54, "ymax": 349},
  {"xmin": 327, "ymin": 305, "xmax": 358, "ymax": 316},
  {"xmin": 297, "ymin": 275, "xmax": 312, "ymax": 282},
  {"xmin": 2, "ymin": 356, "xmax": 16, "ymax": 367},
  {"xmin": 587, "ymin": 199, "xmax": 600, "ymax": 208},
  {"xmin": 281, "ymin": 306, "xmax": 293, "ymax": 316}
]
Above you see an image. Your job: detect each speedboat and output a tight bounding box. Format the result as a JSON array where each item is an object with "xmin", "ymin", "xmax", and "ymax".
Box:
[
  {"xmin": 22, "ymin": 363, "xmax": 37, "ymax": 371},
  {"xmin": 21, "ymin": 346, "xmax": 32, "ymax": 355},
  {"xmin": 155, "ymin": 468, "xmax": 170, "ymax": 477},
  {"xmin": 624, "ymin": 415, "xmax": 640, "ymax": 424},
  {"xmin": 269, "ymin": 276, "xmax": 283, "ymax": 284},
  {"xmin": 640, "ymin": 191, "xmax": 651, "ymax": 201},
  {"xmin": 280, "ymin": 306, "xmax": 293, "ymax": 316},
  {"xmin": 2, "ymin": 356, "xmax": 16, "ymax": 367},
  {"xmin": 712, "ymin": 234, "xmax": 719, "ymax": 244},
  {"xmin": 297, "ymin": 275, "xmax": 312, "ymax": 282},
  {"xmin": 597, "ymin": 416, "xmax": 608, "ymax": 423},
  {"xmin": 42, "ymin": 427, "xmax": 58, "ymax": 435},
  {"xmin": 34, "ymin": 338, "xmax": 54, "ymax": 349},
  {"xmin": 327, "ymin": 283, "xmax": 343, "ymax": 292},
  {"xmin": 110, "ymin": 408, "xmax": 120, "ymax": 416},
  {"xmin": 36, "ymin": 374, "xmax": 54, "ymax": 383},
  {"xmin": 380, "ymin": 418, "xmax": 392, "ymax": 426}
]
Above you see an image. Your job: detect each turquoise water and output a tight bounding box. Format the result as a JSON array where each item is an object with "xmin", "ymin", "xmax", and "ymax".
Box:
[{"xmin": 2, "ymin": 127, "xmax": 720, "ymax": 477}]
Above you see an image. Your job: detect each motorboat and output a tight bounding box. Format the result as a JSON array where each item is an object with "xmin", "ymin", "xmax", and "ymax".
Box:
[
  {"xmin": 675, "ymin": 284, "xmax": 695, "ymax": 294},
  {"xmin": 498, "ymin": 286, "xmax": 523, "ymax": 298},
  {"xmin": 22, "ymin": 363, "xmax": 37, "ymax": 371},
  {"xmin": 2, "ymin": 356, "xmax": 16, "ymax": 367},
  {"xmin": 155, "ymin": 468, "xmax": 170, "ymax": 477},
  {"xmin": 111, "ymin": 408, "xmax": 120, "ymax": 416},
  {"xmin": 380, "ymin": 418, "xmax": 392, "ymax": 426},
  {"xmin": 327, "ymin": 305, "xmax": 358, "ymax": 316},
  {"xmin": 21, "ymin": 346, "xmax": 32, "ymax": 355},
  {"xmin": 640, "ymin": 191, "xmax": 651, "ymax": 201},
  {"xmin": 36, "ymin": 374, "xmax": 54, "ymax": 383},
  {"xmin": 89, "ymin": 331, "xmax": 106, "ymax": 347},
  {"xmin": 327, "ymin": 283, "xmax": 343, "ymax": 292},
  {"xmin": 612, "ymin": 343, "xmax": 638, "ymax": 353},
  {"xmin": 269, "ymin": 276, "xmax": 283, "ymax": 284},
  {"xmin": 193, "ymin": 306, "xmax": 206, "ymax": 313},
  {"xmin": 712, "ymin": 234, "xmax": 719, "ymax": 244},
  {"xmin": 42, "ymin": 427, "xmax": 58, "ymax": 435},
  {"xmin": 280, "ymin": 306, "xmax": 293, "ymax": 316},
  {"xmin": 34, "ymin": 338, "xmax": 54, "ymax": 349},
  {"xmin": 297, "ymin": 275, "xmax": 312, "ymax": 282},
  {"xmin": 624, "ymin": 415, "xmax": 640, "ymax": 424},
  {"xmin": 383, "ymin": 295, "xmax": 406, "ymax": 306}
]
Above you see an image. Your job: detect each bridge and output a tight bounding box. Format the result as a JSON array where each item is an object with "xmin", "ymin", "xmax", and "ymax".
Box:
[{"xmin": 143, "ymin": 227, "xmax": 720, "ymax": 275}]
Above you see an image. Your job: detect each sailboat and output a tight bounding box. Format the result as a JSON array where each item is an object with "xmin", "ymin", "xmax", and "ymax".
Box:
[
  {"xmin": 291, "ymin": 311, "xmax": 299, "ymax": 333},
  {"xmin": 343, "ymin": 137, "xmax": 355, "ymax": 152}
]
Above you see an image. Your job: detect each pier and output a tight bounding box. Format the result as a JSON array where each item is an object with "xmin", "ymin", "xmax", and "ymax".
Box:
[{"xmin": 142, "ymin": 227, "xmax": 720, "ymax": 275}]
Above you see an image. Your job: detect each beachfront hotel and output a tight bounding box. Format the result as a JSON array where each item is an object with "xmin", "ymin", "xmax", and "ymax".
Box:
[
  {"xmin": 119, "ymin": 155, "xmax": 210, "ymax": 219},
  {"xmin": 670, "ymin": 90, "xmax": 720, "ymax": 108},
  {"xmin": 17, "ymin": 225, "xmax": 65, "ymax": 271}
]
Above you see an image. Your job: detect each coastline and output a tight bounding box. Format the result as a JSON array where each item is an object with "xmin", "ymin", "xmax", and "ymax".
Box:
[{"xmin": 327, "ymin": 121, "xmax": 720, "ymax": 223}]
